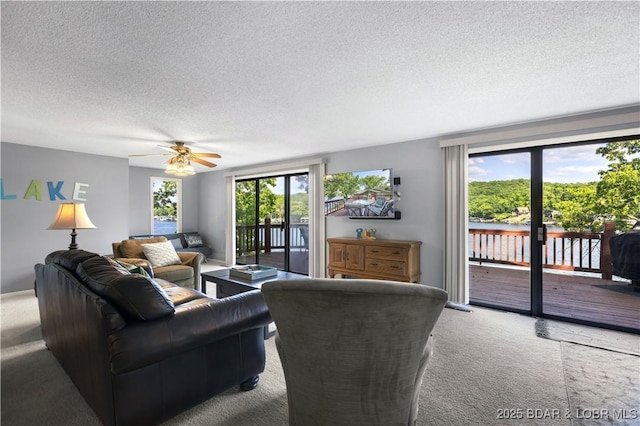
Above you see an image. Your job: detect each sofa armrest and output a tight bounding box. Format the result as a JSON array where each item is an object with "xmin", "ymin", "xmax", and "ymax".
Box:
[
  {"xmin": 177, "ymin": 251, "xmax": 203, "ymax": 267},
  {"xmin": 108, "ymin": 290, "xmax": 271, "ymax": 374},
  {"xmin": 177, "ymin": 252, "xmax": 205, "ymax": 290}
]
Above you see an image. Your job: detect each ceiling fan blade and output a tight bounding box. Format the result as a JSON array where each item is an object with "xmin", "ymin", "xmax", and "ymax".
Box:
[
  {"xmin": 191, "ymin": 157, "xmax": 217, "ymax": 168},
  {"xmin": 159, "ymin": 145, "xmax": 178, "ymax": 153},
  {"xmin": 192, "ymin": 152, "xmax": 222, "ymax": 158},
  {"xmin": 128, "ymin": 153, "xmax": 172, "ymax": 157}
]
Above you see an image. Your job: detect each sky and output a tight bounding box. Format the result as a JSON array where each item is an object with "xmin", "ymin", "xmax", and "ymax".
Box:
[{"xmin": 468, "ymin": 143, "xmax": 611, "ymax": 183}]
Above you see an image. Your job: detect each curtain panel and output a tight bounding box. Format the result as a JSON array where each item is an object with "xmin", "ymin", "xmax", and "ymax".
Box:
[{"xmin": 442, "ymin": 145, "xmax": 469, "ymax": 304}]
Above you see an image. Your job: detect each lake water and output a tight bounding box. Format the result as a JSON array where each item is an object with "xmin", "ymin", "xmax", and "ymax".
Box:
[{"xmin": 153, "ymin": 220, "xmax": 177, "ymax": 234}]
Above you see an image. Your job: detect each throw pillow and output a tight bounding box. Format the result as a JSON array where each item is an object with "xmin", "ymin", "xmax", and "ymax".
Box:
[
  {"xmin": 185, "ymin": 234, "xmax": 204, "ymax": 247},
  {"xmin": 104, "ymin": 256, "xmax": 153, "ymax": 279},
  {"xmin": 141, "ymin": 241, "xmax": 182, "ymax": 267},
  {"xmin": 169, "ymin": 238, "xmax": 183, "ymax": 250},
  {"xmin": 105, "ymin": 256, "xmax": 132, "ymax": 274}
]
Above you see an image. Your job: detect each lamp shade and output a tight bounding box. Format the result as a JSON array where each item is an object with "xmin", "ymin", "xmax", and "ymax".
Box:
[{"xmin": 47, "ymin": 203, "xmax": 96, "ymax": 230}]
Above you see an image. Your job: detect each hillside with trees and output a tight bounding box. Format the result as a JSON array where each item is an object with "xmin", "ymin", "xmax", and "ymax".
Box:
[{"xmin": 469, "ymin": 139, "xmax": 639, "ymax": 232}]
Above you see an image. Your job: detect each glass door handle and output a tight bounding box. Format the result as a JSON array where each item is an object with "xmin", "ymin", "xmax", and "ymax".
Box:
[{"xmin": 537, "ymin": 224, "xmax": 547, "ymax": 244}]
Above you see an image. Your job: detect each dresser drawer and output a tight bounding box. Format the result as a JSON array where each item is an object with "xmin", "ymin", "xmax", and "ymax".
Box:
[
  {"xmin": 366, "ymin": 246, "xmax": 407, "ymax": 261},
  {"xmin": 365, "ymin": 259, "xmax": 407, "ymax": 276}
]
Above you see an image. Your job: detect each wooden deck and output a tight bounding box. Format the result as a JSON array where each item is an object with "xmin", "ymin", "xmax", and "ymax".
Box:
[
  {"xmin": 470, "ymin": 264, "xmax": 640, "ymax": 331},
  {"xmin": 237, "ymin": 251, "xmax": 638, "ymax": 331},
  {"xmin": 236, "ymin": 250, "xmax": 309, "ymax": 275}
]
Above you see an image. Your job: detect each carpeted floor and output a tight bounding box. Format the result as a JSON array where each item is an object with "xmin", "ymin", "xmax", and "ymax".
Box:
[{"xmin": 1, "ymin": 289, "xmax": 638, "ymax": 425}]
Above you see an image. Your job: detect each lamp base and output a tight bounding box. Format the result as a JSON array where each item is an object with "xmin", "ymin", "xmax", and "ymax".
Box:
[{"xmin": 69, "ymin": 229, "xmax": 78, "ymax": 250}]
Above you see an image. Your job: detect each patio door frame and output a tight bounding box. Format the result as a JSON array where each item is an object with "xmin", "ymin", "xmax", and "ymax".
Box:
[
  {"xmin": 235, "ymin": 172, "xmax": 308, "ymax": 273},
  {"xmin": 472, "ymin": 136, "xmax": 638, "ymax": 332}
]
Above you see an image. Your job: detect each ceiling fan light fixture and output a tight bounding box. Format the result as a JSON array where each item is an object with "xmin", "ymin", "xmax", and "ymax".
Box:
[
  {"xmin": 165, "ymin": 163, "xmax": 178, "ymax": 175},
  {"xmin": 166, "ymin": 156, "xmax": 196, "ymax": 176}
]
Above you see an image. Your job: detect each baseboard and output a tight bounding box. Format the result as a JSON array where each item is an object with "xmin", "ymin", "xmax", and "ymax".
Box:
[{"xmin": 445, "ymin": 301, "xmax": 473, "ymax": 312}]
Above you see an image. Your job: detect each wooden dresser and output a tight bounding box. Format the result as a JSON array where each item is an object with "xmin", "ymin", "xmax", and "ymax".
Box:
[{"xmin": 327, "ymin": 237, "xmax": 421, "ymax": 283}]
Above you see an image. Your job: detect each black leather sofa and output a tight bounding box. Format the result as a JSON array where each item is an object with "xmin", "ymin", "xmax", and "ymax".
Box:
[{"xmin": 35, "ymin": 250, "xmax": 271, "ymax": 426}]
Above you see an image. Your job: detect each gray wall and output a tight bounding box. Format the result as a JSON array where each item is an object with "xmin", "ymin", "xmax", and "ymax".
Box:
[
  {"xmin": 1, "ymin": 137, "xmax": 443, "ymax": 294},
  {"xmin": 197, "ymin": 137, "xmax": 445, "ymax": 287},
  {"xmin": 324, "ymin": 138, "xmax": 443, "ymax": 287},
  {"xmin": 128, "ymin": 167, "xmax": 200, "ymax": 235},
  {"xmin": 197, "ymin": 170, "xmax": 228, "ymax": 261},
  {"xmin": 1, "ymin": 142, "xmax": 129, "ymax": 293}
]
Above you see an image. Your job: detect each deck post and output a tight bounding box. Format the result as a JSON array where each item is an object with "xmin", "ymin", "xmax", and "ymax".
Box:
[
  {"xmin": 601, "ymin": 221, "xmax": 614, "ymax": 280},
  {"xmin": 264, "ymin": 218, "xmax": 272, "ymax": 253}
]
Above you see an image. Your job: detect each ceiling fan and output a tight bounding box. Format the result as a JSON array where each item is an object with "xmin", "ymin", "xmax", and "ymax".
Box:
[{"xmin": 129, "ymin": 141, "xmax": 221, "ymax": 176}]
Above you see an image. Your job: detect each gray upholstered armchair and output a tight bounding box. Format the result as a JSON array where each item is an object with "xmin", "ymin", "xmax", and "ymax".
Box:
[{"xmin": 261, "ymin": 278, "xmax": 448, "ymax": 426}]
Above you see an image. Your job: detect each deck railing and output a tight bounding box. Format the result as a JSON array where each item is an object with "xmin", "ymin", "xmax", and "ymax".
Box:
[
  {"xmin": 469, "ymin": 222, "xmax": 615, "ymax": 279},
  {"xmin": 236, "ymin": 219, "xmax": 307, "ymax": 255},
  {"xmin": 325, "ymin": 199, "xmax": 344, "ymax": 216}
]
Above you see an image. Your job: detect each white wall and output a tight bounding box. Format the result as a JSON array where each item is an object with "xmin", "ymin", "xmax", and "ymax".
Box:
[
  {"xmin": 0, "ymin": 142, "xmax": 129, "ymax": 293},
  {"xmin": 197, "ymin": 137, "xmax": 445, "ymax": 287}
]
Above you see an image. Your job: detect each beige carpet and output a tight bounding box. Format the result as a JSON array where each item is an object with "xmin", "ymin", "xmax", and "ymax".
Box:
[{"xmin": 1, "ymin": 290, "xmax": 638, "ymax": 425}]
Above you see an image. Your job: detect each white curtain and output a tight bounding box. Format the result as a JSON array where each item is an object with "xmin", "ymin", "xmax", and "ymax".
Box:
[
  {"xmin": 224, "ymin": 175, "xmax": 236, "ymax": 266},
  {"xmin": 307, "ymin": 162, "xmax": 326, "ymax": 277},
  {"xmin": 442, "ymin": 145, "xmax": 469, "ymax": 304}
]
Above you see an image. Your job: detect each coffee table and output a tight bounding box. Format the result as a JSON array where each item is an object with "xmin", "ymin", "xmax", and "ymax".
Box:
[{"xmin": 200, "ymin": 269, "xmax": 309, "ymax": 338}]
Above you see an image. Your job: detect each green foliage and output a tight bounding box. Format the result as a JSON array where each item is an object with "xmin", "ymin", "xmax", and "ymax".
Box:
[
  {"xmin": 469, "ymin": 140, "xmax": 639, "ymax": 232},
  {"xmin": 324, "ymin": 172, "xmax": 390, "ymax": 199},
  {"xmin": 468, "ymin": 179, "xmax": 530, "ymax": 220},
  {"xmin": 153, "ymin": 180, "xmax": 177, "ymax": 217},
  {"xmin": 324, "ymin": 173, "xmax": 361, "ymax": 199},
  {"xmin": 360, "ymin": 175, "xmax": 390, "ymax": 191},
  {"xmin": 235, "ymin": 179, "xmax": 278, "ymax": 225},
  {"xmin": 595, "ymin": 140, "xmax": 640, "ymax": 231},
  {"xmin": 547, "ymin": 182, "xmax": 598, "ymax": 232}
]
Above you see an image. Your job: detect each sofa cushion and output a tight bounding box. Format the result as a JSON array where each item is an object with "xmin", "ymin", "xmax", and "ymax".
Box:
[
  {"xmin": 49, "ymin": 249, "xmax": 100, "ymax": 270},
  {"xmin": 76, "ymin": 256, "xmax": 175, "ymax": 321},
  {"xmin": 141, "ymin": 241, "xmax": 182, "ymax": 267},
  {"xmin": 153, "ymin": 264, "xmax": 194, "ymax": 283},
  {"xmin": 119, "ymin": 237, "xmax": 167, "ymax": 258}
]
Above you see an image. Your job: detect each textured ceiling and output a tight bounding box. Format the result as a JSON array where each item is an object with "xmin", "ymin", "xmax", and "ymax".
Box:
[{"xmin": 2, "ymin": 1, "xmax": 639, "ymax": 171}]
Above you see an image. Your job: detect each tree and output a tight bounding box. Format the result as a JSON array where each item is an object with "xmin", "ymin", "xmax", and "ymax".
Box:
[
  {"xmin": 360, "ymin": 175, "xmax": 389, "ymax": 191},
  {"xmin": 235, "ymin": 178, "xmax": 278, "ymax": 226},
  {"xmin": 153, "ymin": 180, "xmax": 177, "ymax": 218},
  {"xmin": 323, "ymin": 173, "xmax": 361, "ymax": 199},
  {"xmin": 595, "ymin": 140, "xmax": 640, "ymax": 231}
]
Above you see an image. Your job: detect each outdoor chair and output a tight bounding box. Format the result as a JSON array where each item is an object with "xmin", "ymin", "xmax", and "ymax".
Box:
[
  {"xmin": 345, "ymin": 202, "xmax": 363, "ymax": 216},
  {"xmin": 298, "ymin": 226, "xmax": 309, "ymax": 252},
  {"xmin": 261, "ymin": 278, "xmax": 448, "ymax": 426},
  {"xmin": 368, "ymin": 199, "xmax": 394, "ymax": 216}
]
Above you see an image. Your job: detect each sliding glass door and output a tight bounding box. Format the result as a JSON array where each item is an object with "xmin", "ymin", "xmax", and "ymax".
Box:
[
  {"xmin": 468, "ymin": 151, "xmax": 532, "ymax": 312},
  {"xmin": 469, "ymin": 137, "xmax": 639, "ymax": 332},
  {"xmin": 541, "ymin": 141, "xmax": 639, "ymax": 331},
  {"xmin": 235, "ymin": 173, "xmax": 309, "ymax": 274}
]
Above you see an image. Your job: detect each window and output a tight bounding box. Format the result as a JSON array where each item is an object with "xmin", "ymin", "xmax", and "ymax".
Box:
[{"xmin": 151, "ymin": 177, "xmax": 182, "ymax": 234}]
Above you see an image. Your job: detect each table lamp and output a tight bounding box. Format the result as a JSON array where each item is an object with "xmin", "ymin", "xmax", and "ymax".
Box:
[{"xmin": 47, "ymin": 203, "xmax": 97, "ymax": 250}]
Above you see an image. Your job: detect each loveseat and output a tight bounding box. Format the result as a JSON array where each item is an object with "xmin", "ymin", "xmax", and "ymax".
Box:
[
  {"xmin": 130, "ymin": 232, "xmax": 212, "ymax": 259},
  {"xmin": 112, "ymin": 237, "xmax": 203, "ymax": 290},
  {"xmin": 35, "ymin": 250, "xmax": 271, "ymax": 426}
]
